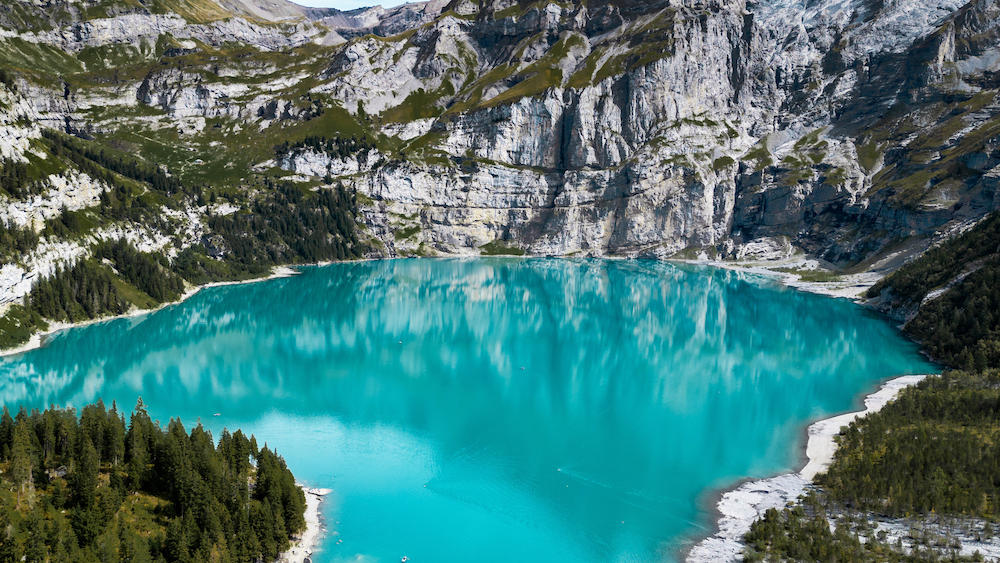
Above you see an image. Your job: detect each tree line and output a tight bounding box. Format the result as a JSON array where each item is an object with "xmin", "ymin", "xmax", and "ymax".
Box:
[
  {"xmin": 0, "ymin": 158, "xmax": 39, "ymax": 200},
  {"xmin": 863, "ymin": 210, "xmax": 1000, "ymax": 371},
  {"xmin": 906, "ymin": 264, "xmax": 1000, "ymax": 371},
  {"xmin": 0, "ymin": 398, "xmax": 305, "ymax": 562},
  {"xmin": 0, "ymin": 67, "xmax": 16, "ymax": 92},
  {"xmin": 28, "ymin": 260, "xmax": 130, "ymax": 323},
  {"xmin": 745, "ymin": 502, "xmax": 987, "ymax": 562},
  {"xmin": 0, "ymin": 131, "xmax": 369, "ymax": 348},
  {"xmin": 43, "ymin": 131, "xmax": 185, "ymax": 197},
  {"xmin": 94, "ymin": 239, "xmax": 185, "ymax": 303},
  {"xmin": 745, "ymin": 371, "xmax": 1000, "ymax": 562},
  {"xmin": 2, "ymin": 191, "xmax": 364, "ymax": 347},
  {"xmin": 274, "ymin": 134, "xmax": 376, "ymax": 161},
  {"xmin": 0, "ymin": 219, "xmax": 39, "ymax": 262},
  {"xmin": 865, "ymin": 211, "xmax": 1000, "ymax": 309},
  {"xmin": 818, "ymin": 369, "xmax": 1000, "ymax": 517},
  {"xmin": 16, "ymin": 240, "xmax": 183, "ymax": 334},
  {"xmin": 205, "ymin": 179, "xmax": 364, "ymax": 271}
]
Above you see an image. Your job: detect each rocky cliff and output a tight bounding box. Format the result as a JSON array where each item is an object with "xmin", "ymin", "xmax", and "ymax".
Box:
[{"xmin": 3, "ymin": 0, "xmax": 1000, "ymax": 314}]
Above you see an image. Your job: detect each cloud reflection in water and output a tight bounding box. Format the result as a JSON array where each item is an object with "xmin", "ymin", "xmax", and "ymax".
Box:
[{"xmin": 0, "ymin": 258, "xmax": 936, "ymax": 563}]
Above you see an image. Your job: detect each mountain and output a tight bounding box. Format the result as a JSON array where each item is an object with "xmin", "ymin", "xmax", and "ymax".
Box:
[{"xmin": 2, "ymin": 0, "xmax": 1000, "ymax": 338}]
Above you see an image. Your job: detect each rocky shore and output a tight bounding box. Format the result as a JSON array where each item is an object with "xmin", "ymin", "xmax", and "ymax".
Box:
[
  {"xmin": 279, "ymin": 487, "xmax": 332, "ymax": 563},
  {"xmin": 685, "ymin": 375, "xmax": 931, "ymax": 563}
]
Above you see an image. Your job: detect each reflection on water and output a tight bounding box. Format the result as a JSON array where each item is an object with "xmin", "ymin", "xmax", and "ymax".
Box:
[{"xmin": 0, "ymin": 258, "xmax": 937, "ymax": 563}]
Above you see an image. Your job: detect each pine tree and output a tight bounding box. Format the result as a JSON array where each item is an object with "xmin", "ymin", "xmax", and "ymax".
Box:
[
  {"xmin": 11, "ymin": 419, "xmax": 34, "ymax": 508},
  {"xmin": 126, "ymin": 399, "xmax": 153, "ymax": 491},
  {"xmin": 0, "ymin": 407, "xmax": 14, "ymax": 461}
]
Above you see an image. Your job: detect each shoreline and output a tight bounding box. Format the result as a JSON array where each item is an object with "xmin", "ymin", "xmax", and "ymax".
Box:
[
  {"xmin": 2, "ymin": 253, "xmax": 914, "ymax": 562},
  {"xmin": 279, "ymin": 486, "xmax": 332, "ymax": 563},
  {"xmin": 798, "ymin": 374, "xmax": 927, "ymax": 481},
  {"xmin": 0, "ymin": 265, "xmax": 300, "ymax": 359},
  {"xmin": 684, "ymin": 374, "xmax": 932, "ymax": 563},
  {"xmin": 0, "ymin": 255, "xmax": 875, "ymax": 361},
  {"xmin": 0, "ymin": 266, "xmax": 330, "ymax": 562},
  {"xmin": 675, "ymin": 257, "xmax": 882, "ymax": 301}
]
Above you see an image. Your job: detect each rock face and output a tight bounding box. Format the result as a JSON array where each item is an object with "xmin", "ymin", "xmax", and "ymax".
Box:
[
  {"xmin": 301, "ymin": 0, "xmax": 1000, "ymax": 262},
  {"xmin": 1, "ymin": 171, "xmax": 108, "ymax": 231},
  {"xmin": 4, "ymin": 0, "xmax": 1000, "ymax": 294}
]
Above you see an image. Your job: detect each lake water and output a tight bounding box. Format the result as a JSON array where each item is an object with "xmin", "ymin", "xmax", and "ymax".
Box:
[{"xmin": 0, "ymin": 258, "xmax": 937, "ymax": 563}]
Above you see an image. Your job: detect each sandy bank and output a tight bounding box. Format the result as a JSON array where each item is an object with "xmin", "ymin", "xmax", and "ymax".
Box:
[
  {"xmin": 686, "ymin": 375, "xmax": 930, "ymax": 563},
  {"xmin": 278, "ymin": 486, "xmax": 332, "ymax": 563},
  {"xmin": 679, "ymin": 257, "xmax": 882, "ymax": 301},
  {"xmin": 0, "ymin": 266, "xmax": 299, "ymax": 359}
]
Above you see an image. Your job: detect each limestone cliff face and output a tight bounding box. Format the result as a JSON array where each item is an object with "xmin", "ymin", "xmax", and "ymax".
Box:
[
  {"xmin": 286, "ymin": 0, "xmax": 758, "ymax": 257},
  {"xmin": 5, "ymin": 0, "xmax": 1000, "ymax": 285},
  {"xmin": 298, "ymin": 0, "xmax": 1000, "ymax": 263}
]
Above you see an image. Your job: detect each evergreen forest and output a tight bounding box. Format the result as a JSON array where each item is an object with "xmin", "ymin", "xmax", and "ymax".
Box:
[
  {"xmin": 866, "ymin": 211, "xmax": 1000, "ymax": 371},
  {"xmin": 746, "ymin": 210, "xmax": 1000, "ymax": 561},
  {"xmin": 819, "ymin": 369, "xmax": 1000, "ymax": 516},
  {"xmin": 745, "ymin": 370, "xmax": 1000, "ymax": 562},
  {"xmin": 0, "ymin": 399, "xmax": 304, "ymax": 563}
]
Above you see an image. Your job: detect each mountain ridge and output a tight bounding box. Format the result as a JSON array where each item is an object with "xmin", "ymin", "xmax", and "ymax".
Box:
[
  {"xmin": 1, "ymin": 0, "xmax": 1000, "ymax": 336},
  {"xmin": 7, "ymin": 2, "xmax": 1000, "ymax": 560}
]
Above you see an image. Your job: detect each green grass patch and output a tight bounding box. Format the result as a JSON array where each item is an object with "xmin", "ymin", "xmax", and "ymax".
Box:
[
  {"xmin": 76, "ymin": 42, "xmax": 157, "ymax": 72},
  {"xmin": 822, "ymin": 167, "xmax": 847, "ymax": 185},
  {"xmin": 886, "ymin": 169, "xmax": 935, "ymax": 208},
  {"xmin": 0, "ymin": 2, "xmax": 59, "ymax": 33},
  {"xmin": 712, "ymin": 156, "xmax": 735, "ymax": 171},
  {"xmin": 381, "ymin": 82, "xmax": 454, "ymax": 123},
  {"xmin": 773, "ymin": 268, "xmax": 841, "ymax": 283},
  {"xmin": 480, "ymin": 241, "xmax": 526, "ymax": 256},
  {"xmin": 452, "ymin": 31, "xmax": 585, "ymax": 112},
  {"xmin": 447, "ymin": 63, "xmax": 517, "ymax": 114},
  {"xmin": 780, "ymin": 168, "xmax": 813, "ymax": 186},
  {"xmin": 494, "ymin": 3, "xmax": 528, "ymax": 19},
  {"xmin": 0, "ymin": 38, "xmax": 84, "ymax": 82},
  {"xmin": 793, "ymin": 128, "xmax": 824, "ymax": 150},
  {"xmin": 108, "ymin": 277, "xmax": 161, "ymax": 310},
  {"xmin": 566, "ymin": 46, "xmax": 606, "ymax": 89},
  {"xmin": 394, "ymin": 224, "xmax": 421, "ymax": 241},
  {"xmin": 481, "ymin": 67, "xmax": 562, "ymax": 109},
  {"xmin": 150, "ymin": 0, "xmax": 235, "ymax": 23},
  {"xmin": 99, "ymin": 96, "xmax": 377, "ymax": 189},
  {"xmin": 857, "ymin": 140, "xmax": 882, "ymax": 173},
  {"xmin": 593, "ymin": 53, "xmax": 630, "ymax": 84},
  {"xmin": 743, "ymin": 143, "xmax": 773, "ymax": 171}
]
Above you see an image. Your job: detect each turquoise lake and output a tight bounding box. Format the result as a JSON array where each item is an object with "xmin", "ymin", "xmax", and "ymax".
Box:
[{"xmin": 0, "ymin": 258, "xmax": 937, "ymax": 562}]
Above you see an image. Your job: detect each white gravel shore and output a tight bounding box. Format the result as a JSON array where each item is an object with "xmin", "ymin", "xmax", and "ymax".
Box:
[
  {"xmin": 278, "ymin": 486, "xmax": 332, "ymax": 563},
  {"xmin": 680, "ymin": 257, "xmax": 882, "ymax": 301},
  {"xmin": 686, "ymin": 375, "xmax": 931, "ymax": 563}
]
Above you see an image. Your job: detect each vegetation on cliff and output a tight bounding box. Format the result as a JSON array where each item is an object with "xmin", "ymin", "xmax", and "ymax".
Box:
[
  {"xmin": 0, "ymin": 129, "xmax": 367, "ymax": 350},
  {"xmin": 0, "ymin": 398, "xmax": 304, "ymax": 562}
]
